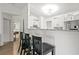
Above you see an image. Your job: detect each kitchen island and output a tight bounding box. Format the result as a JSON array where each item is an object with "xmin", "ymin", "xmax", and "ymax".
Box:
[{"xmin": 28, "ymin": 29, "xmax": 79, "ymax": 55}]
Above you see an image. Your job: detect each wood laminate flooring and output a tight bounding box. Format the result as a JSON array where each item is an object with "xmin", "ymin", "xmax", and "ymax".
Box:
[{"xmin": 0, "ymin": 39, "xmax": 19, "ymax": 55}]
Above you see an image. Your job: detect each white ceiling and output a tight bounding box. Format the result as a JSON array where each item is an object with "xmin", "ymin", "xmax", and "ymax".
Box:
[
  {"xmin": 1, "ymin": 3, "xmax": 79, "ymax": 18},
  {"xmin": 30, "ymin": 3, "xmax": 79, "ymax": 17},
  {"xmin": 8, "ymin": 3, "xmax": 27, "ymax": 10},
  {"xmin": 0, "ymin": 3, "xmax": 28, "ymax": 13},
  {"xmin": 0, "ymin": 3, "xmax": 27, "ymax": 15}
]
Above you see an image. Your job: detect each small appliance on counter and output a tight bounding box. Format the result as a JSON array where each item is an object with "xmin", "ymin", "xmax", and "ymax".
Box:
[{"xmin": 70, "ymin": 26, "xmax": 79, "ymax": 30}]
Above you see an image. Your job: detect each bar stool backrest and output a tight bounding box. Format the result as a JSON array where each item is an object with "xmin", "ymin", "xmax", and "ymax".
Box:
[{"xmin": 32, "ymin": 35, "xmax": 42, "ymax": 55}]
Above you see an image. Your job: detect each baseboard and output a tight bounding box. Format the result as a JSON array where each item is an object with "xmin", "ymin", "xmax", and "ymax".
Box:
[
  {"xmin": 9, "ymin": 40, "xmax": 14, "ymax": 42},
  {"xmin": 0, "ymin": 40, "xmax": 14, "ymax": 46},
  {"xmin": 0, "ymin": 42, "xmax": 4, "ymax": 46}
]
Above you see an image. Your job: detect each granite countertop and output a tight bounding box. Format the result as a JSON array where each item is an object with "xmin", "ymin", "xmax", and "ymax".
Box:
[{"xmin": 28, "ymin": 29, "xmax": 79, "ymax": 32}]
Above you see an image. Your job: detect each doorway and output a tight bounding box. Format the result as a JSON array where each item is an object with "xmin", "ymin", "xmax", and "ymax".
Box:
[{"xmin": 3, "ymin": 18, "xmax": 12, "ymax": 43}]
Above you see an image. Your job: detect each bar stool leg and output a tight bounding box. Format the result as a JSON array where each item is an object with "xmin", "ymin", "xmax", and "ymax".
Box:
[
  {"xmin": 23, "ymin": 49, "xmax": 26, "ymax": 55},
  {"xmin": 20, "ymin": 48, "xmax": 23, "ymax": 55},
  {"xmin": 52, "ymin": 50, "xmax": 53, "ymax": 55},
  {"xmin": 18, "ymin": 40, "xmax": 21, "ymax": 52}
]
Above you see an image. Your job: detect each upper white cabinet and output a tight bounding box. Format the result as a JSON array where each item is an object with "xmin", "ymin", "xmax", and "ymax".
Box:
[
  {"xmin": 45, "ymin": 16, "xmax": 65, "ymax": 30},
  {"xmin": 64, "ymin": 14, "xmax": 74, "ymax": 21},
  {"xmin": 46, "ymin": 21, "xmax": 52, "ymax": 29},
  {"xmin": 64, "ymin": 11, "xmax": 79, "ymax": 21},
  {"xmin": 28, "ymin": 15, "xmax": 41, "ymax": 29},
  {"xmin": 74, "ymin": 14, "xmax": 79, "ymax": 20}
]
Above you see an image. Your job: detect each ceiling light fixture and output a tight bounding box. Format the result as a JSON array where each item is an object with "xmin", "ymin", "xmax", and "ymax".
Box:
[{"xmin": 42, "ymin": 4, "xmax": 59, "ymax": 15}]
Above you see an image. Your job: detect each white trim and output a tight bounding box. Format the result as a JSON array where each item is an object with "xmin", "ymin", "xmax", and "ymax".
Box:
[{"xmin": 0, "ymin": 42, "xmax": 4, "ymax": 46}]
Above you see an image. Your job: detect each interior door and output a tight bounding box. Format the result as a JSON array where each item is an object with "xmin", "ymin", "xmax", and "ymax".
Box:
[{"xmin": 3, "ymin": 18, "xmax": 11, "ymax": 42}]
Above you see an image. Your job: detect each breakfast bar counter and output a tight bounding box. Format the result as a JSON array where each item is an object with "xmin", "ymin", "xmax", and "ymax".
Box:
[{"xmin": 28, "ymin": 29, "xmax": 79, "ymax": 55}]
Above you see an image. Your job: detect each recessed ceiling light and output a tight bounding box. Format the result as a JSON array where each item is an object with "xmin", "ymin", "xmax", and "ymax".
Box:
[{"xmin": 42, "ymin": 4, "xmax": 59, "ymax": 15}]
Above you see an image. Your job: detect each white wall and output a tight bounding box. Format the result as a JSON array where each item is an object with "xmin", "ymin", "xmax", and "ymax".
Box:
[
  {"xmin": 12, "ymin": 16, "xmax": 22, "ymax": 32},
  {"xmin": 0, "ymin": 11, "xmax": 3, "ymax": 45},
  {"xmin": 40, "ymin": 16, "xmax": 45, "ymax": 29},
  {"xmin": 54, "ymin": 31, "xmax": 79, "ymax": 55},
  {"xmin": 0, "ymin": 4, "xmax": 22, "ymax": 15},
  {"xmin": 21, "ymin": 4, "xmax": 28, "ymax": 33}
]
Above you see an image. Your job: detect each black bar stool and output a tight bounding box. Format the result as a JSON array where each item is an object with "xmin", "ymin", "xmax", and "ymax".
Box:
[
  {"xmin": 32, "ymin": 35, "xmax": 55, "ymax": 55},
  {"xmin": 20, "ymin": 33, "xmax": 31, "ymax": 55},
  {"xmin": 17, "ymin": 32, "xmax": 23, "ymax": 53}
]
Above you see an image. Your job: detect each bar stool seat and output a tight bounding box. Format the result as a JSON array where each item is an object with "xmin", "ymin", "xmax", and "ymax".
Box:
[
  {"xmin": 32, "ymin": 35, "xmax": 55, "ymax": 55},
  {"xmin": 43, "ymin": 43, "xmax": 55, "ymax": 55}
]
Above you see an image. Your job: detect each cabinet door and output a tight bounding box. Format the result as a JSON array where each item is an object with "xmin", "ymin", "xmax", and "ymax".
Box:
[
  {"xmin": 74, "ymin": 14, "xmax": 79, "ymax": 20},
  {"xmin": 65, "ymin": 14, "xmax": 73, "ymax": 21},
  {"xmin": 46, "ymin": 21, "xmax": 52, "ymax": 29}
]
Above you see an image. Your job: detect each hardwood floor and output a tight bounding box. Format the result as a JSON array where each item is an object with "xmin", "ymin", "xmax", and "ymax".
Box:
[
  {"xmin": 0, "ymin": 39, "xmax": 19, "ymax": 55},
  {"xmin": 13, "ymin": 38, "xmax": 20, "ymax": 55},
  {"xmin": 0, "ymin": 42, "xmax": 13, "ymax": 55}
]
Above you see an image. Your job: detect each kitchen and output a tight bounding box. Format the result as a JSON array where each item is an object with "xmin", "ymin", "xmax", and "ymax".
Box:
[{"xmin": 27, "ymin": 3, "xmax": 79, "ymax": 55}]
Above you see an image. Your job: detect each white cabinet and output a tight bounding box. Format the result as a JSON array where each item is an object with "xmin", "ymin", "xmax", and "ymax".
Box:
[
  {"xmin": 46, "ymin": 21, "xmax": 52, "ymax": 29},
  {"xmin": 53, "ymin": 16, "xmax": 64, "ymax": 28},
  {"xmin": 28, "ymin": 15, "xmax": 40, "ymax": 29},
  {"xmin": 45, "ymin": 16, "xmax": 65, "ymax": 30},
  {"xmin": 64, "ymin": 14, "xmax": 74, "ymax": 21},
  {"xmin": 74, "ymin": 14, "xmax": 79, "ymax": 20},
  {"xmin": 64, "ymin": 12, "xmax": 79, "ymax": 21}
]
